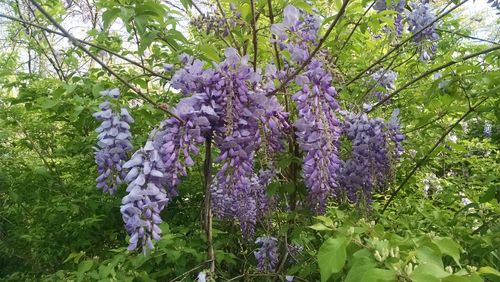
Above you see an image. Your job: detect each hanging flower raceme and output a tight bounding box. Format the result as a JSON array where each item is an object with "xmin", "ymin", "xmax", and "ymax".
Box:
[
  {"xmin": 207, "ymin": 49, "xmax": 287, "ymax": 237},
  {"xmin": 271, "ymin": 5, "xmax": 342, "ymax": 213},
  {"xmin": 340, "ymin": 113, "xmax": 389, "ymax": 203},
  {"xmin": 190, "ymin": 3, "xmax": 242, "ymax": 37},
  {"xmin": 370, "ymin": 69, "xmax": 398, "ymax": 101},
  {"xmin": 340, "ymin": 111, "xmax": 405, "ymax": 204},
  {"xmin": 254, "ymin": 236, "xmax": 279, "ymax": 272},
  {"xmin": 373, "ymin": 0, "xmax": 406, "ymax": 36},
  {"xmin": 93, "ymin": 88, "xmax": 134, "ymax": 194},
  {"xmin": 120, "ymin": 139, "xmax": 168, "ymax": 253},
  {"xmin": 120, "ymin": 90, "xmax": 212, "ymax": 252},
  {"xmin": 407, "ymin": 1, "xmax": 439, "ymax": 60},
  {"xmin": 387, "ymin": 109, "xmax": 405, "ymax": 158}
]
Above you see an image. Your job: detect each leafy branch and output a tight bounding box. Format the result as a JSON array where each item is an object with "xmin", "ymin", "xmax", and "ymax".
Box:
[{"xmin": 27, "ymin": 0, "xmax": 182, "ymax": 122}]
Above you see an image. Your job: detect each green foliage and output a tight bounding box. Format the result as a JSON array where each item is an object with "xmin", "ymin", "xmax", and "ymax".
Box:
[{"xmin": 0, "ymin": 0, "xmax": 499, "ymax": 281}]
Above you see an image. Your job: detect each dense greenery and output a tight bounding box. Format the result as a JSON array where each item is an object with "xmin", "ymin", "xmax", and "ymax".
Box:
[{"xmin": 0, "ymin": 0, "xmax": 499, "ymax": 281}]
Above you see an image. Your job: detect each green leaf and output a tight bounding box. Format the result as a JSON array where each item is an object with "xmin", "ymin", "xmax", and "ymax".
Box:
[
  {"xmin": 346, "ymin": 266, "xmax": 395, "ymax": 282},
  {"xmin": 317, "ymin": 236, "xmax": 348, "ymax": 282},
  {"xmin": 199, "ymin": 44, "xmax": 220, "ymax": 61},
  {"xmin": 479, "ymin": 266, "xmax": 500, "ymax": 277},
  {"xmin": 309, "ymin": 223, "xmax": 332, "ymax": 231},
  {"xmin": 411, "ymin": 263, "xmax": 450, "ymax": 282},
  {"xmin": 138, "ymin": 31, "xmax": 159, "ymax": 55},
  {"xmin": 102, "ymin": 8, "xmax": 121, "ymax": 30},
  {"xmin": 417, "ymin": 244, "xmax": 443, "ymax": 269},
  {"xmin": 77, "ymin": 260, "xmax": 94, "ymax": 274},
  {"xmin": 433, "ymin": 237, "xmax": 461, "ymax": 266}
]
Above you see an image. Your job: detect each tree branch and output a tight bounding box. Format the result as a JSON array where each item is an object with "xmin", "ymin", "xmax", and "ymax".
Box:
[
  {"xmin": 250, "ymin": 0, "xmax": 258, "ymax": 71},
  {"xmin": 203, "ymin": 135, "xmax": 215, "ymax": 273},
  {"xmin": 437, "ymin": 28, "xmax": 500, "ymax": 45},
  {"xmin": 215, "ymin": 0, "xmax": 240, "ymax": 54},
  {"xmin": 27, "ymin": 0, "xmax": 182, "ymax": 122},
  {"xmin": 380, "ymin": 97, "xmax": 488, "ymax": 215},
  {"xmin": 0, "ymin": 13, "xmax": 171, "ymax": 81},
  {"xmin": 267, "ymin": 0, "xmax": 350, "ymax": 96},
  {"xmin": 344, "ymin": 0, "xmax": 469, "ymax": 88},
  {"xmin": 368, "ymin": 45, "xmax": 500, "ymax": 113}
]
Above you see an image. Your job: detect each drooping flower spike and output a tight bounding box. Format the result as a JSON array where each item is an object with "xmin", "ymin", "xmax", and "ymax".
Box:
[{"xmin": 93, "ymin": 88, "xmax": 134, "ymax": 194}]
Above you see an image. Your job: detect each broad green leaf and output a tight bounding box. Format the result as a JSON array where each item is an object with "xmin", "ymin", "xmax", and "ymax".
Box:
[
  {"xmin": 479, "ymin": 266, "xmax": 500, "ymax": 277},
  {"xmin": 346, "ymin": 266, "xmax": 395, "ymax": 282},
  {"xmin": 77, "ymin": 260, "xmax": 93, "ymax": 274},
  {"xmin": 417, "ymin": 245, "xmax": 443, "ymax": 269},
  {"xmin": 309, "ymin": 223, "xmax": 332, "ymax": 231},
  {"xmin": 433, "ymin": 237, "xmax": 461, "ymax": 266},
  {"xmin": 199, "ymin": 44, "xmax": 220, "ymax": 61},
  {"xmin": 411, "ymin": 263, "xmax": 450, "ymax": 282},
  {"xmin": 102, "ymin": 8, "xmax": 121, "ymax": 30},
  {"xmin": 317, "ymin": 236, "xmax": 348, "ymax": 282}
]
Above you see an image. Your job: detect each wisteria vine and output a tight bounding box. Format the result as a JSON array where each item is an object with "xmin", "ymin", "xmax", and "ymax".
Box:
[{"xmin": 91, "ymin": 3, "xmax": 411, "ymax": 254}]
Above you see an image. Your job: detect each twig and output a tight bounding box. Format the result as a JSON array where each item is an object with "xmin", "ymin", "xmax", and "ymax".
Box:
[
  {"xmin": 344, "ymin": 0, "xmax": 469, "ymax": 87},
  {"xmin": 0, "ymin": 13, "xmax": 171, "ymax": 81},
  {"xmin": 403, "ymin": 111, "xmax": 448, "ymax": 134},
  {"xmin": 27, "ymin": 0, "xmax": 182, "ymax": 122},
  {"xmin": 250, "ymin": 0, "xmax": 258, "ymax": 71},
  {"xmin": 267, "ymin": 0, "xmax": 350, "ymax": 96},
  {"xmin": 215, "ymin": 0, "xmax": 240, "ymax": 54},
  {"xmin": 437, "ymin": 28, "xmax": 500, "ymax": 45},
  {"xmin": 334, "ymin": 0, "xmax": 376, "ymax": 64},
  {"xmin": 266, "ymin": 0, "xmax": 282, "ymax": 71},
  {"xmin": 203, "ymin": 136, "xmax": 215, "ymax": 273},
  {"xmin": 380, "ymin": 97, "xmax": 488, "ymax": 215},
  {"xmin": 170, "ymin": 259, "xmax": 214, "ymax": 281},
  {"xmin": 368, "ymin": 45, "xmax": 500, "ymax": 113}
]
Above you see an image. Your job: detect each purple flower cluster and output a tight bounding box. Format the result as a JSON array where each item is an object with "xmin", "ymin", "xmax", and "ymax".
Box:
[
  {"xmin": 191, "ymin": 4, "xmax": 241, "ymax": 37},
  {"xmin": 206, "ymin": 49, "xmax": 287, "ymax": 237},
  {"xmin": 407, "ymin": 1, "xmax": 439, "ymax": 60},
  {"xmin": 120, "ymin": 95, "xmax": 211, "ymax": 252},
  {"xmin": 120, "ymin": 140, "xmax": 168, "ymax": 253},
  {"xmin": 270, "ymin": 5, "xmax": 342, "ymax": 213},
  {"xmin": 271, "ymin": 5, "xmax": 322, "ymax": 64},
  {"xmin": 374, "ymin": 0, "xmax": 406, "ymax": 36},
  {"xmin": 387, "ymin": 109, "xmax": 405, "ymax": 157},
  {"xmin": 120, "ymin": 49, "xmax": 287, "ymax": 246},
  {"xmin": 93, "ymin": 88, "xmax": 134, "ymax": 194},
  {"xmin": 254, "ymin": 236, "xmax": 279, "ymax": 272},
  {"xmin": 292, "ymin": 62, "xmax": 342, "ymax": 213},
  {"xmin": 370, "ymin": 69, "xmax": 398, "ymax": 101},
  {"xmin": 340, "ymin": 111, "xmax": 404, "ymax": 204}
]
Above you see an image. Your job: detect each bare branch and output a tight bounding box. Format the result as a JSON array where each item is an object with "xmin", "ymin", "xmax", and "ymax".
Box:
[
  {"xmin": 0, "ymin": 13, "xmax": 171, "ymax": 81},
  {"xmin": 437, "ymin": 28, "xmax": 500, "ymax": 45}
]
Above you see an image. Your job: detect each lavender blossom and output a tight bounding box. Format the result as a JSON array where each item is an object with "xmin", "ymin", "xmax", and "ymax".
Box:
[
  {"xmin": 374, "ymin": 0, "xmax": 406, "ymax": 36},
  {"xmin": 370, "ymin": 69, "xmax": 398, "ymax": 101},
  {"xmin": 272, "ymin": 5, "xmax": 342, "ymax": 213},
  {"xmin": 93, "ymin": 89, "xmax": 134, "ymax": 194},
  {"xmin": 292, "ymin": 62, "xmax": 342, "ymax": 213},
  {"xmin": 340, "ymin": 113, "xmax": 391, "ymax": 203},
  {"xmin": 120, "ymin": 140, "xmax": 168, "ymax": 253},
  {"xmin": 407, "ymin": 1, "xmax": 439, "ymax": 60},
  {"xmin": 254, "ymin": 236, "xmax": 279, "ymax": 272}
]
